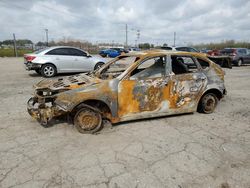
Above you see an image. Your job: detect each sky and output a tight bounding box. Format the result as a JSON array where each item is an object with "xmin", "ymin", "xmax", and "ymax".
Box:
[{"xmin": 1, "ymin": 0, "xmax": 250, "ymax": 46}]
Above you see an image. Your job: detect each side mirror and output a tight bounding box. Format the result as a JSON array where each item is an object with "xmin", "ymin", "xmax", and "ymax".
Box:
[{"xmin": 87, "ymin": 54, "xmax": 92, "ymax": 58}]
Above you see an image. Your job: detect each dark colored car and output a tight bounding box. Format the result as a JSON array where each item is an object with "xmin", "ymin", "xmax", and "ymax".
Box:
[
  {"xmin": 175, "ymin": 46, "xmax": 200, "ymax": 52},
  {"xmin": 220, "ymin": 48, "xmax": 250, "ymax": 66},
  {"xmin": 160, "ymin": 46, "xmax": 232, "ymax": 68},
  {"xmin": 111, "ymin": 48, "xmax": 129, "ymax": 54}
]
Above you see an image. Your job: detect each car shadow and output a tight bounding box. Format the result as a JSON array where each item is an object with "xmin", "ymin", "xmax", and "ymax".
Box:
[
  {"xmin": 112, "ymin": 112, "xmax": 194, "ymax": 128},
  {"xmin": 43, "ymin": 112, "xmax": 194, "ymax": 132}
]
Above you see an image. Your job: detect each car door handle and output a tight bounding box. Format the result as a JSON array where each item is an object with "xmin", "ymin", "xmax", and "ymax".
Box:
[
  {"xmin": 56, "ymin": 57, "xmax": 60, "ymax": 60},
  {"xmin": 74, "ymin": 58, "xmax": 78, "ymax": 61}
]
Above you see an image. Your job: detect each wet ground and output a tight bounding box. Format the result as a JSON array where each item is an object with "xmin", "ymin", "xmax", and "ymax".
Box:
[{"xmin": 0, "ymin": 57, "xmax": 249, "ymax": 188}]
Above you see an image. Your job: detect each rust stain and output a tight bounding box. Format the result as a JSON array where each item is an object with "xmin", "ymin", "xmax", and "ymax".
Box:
[{"xmin": 118, "ymin": 80, "xmax": 140, "ymax": 116}]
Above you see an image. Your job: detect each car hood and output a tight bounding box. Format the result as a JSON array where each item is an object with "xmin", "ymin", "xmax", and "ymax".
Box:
[{"xmin": 34, "ymin": 74, "xmax": 102, "ymax": 91}]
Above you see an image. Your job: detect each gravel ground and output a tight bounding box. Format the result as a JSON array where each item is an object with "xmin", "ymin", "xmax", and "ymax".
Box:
[{"xmin": 0, "ymin": 57, "xmax": 250, "ymax": 188}]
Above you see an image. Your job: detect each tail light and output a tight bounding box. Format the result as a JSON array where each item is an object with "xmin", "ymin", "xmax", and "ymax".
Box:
[{"xmin": 24, "ymin": 55, "xmax": 36, "ymax": 62}]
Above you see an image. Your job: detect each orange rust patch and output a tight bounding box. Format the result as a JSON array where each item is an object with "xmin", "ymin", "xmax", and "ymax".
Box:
[
  {"xmin": 163, "ymin": 80, "xmax": 179, "ymax": 108},
  {"xmin": 118, "ymin": 80, "xmax": 140, "ymax": 117}
]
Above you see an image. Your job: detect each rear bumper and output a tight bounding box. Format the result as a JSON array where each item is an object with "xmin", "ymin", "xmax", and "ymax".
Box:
[
  {"xmin": 24, "ymin": 62, "xmax": 42, "ymax": 71},
  {"xmin": 27, "ymin": 97, "xmax": 67, "ymax": 125}
]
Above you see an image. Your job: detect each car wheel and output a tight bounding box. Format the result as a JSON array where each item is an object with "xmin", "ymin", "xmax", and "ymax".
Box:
[
  {"xmin": 198, "ymin": 93, "xmax": 218, "ymax": 114},
  {"xmin": 74, "ymin": 105, "xmax": 103, "ymax": 134},
  {"xmin": 41, "ymin": 64, "xmax": 57, "ymax": 77},
  {"xmin": 237, "ymin": 59, "xmax": 243, "ymax": 66},
  {"xmin": 94, "ymin": 62, "xmax": 105, "ymax": 70}
]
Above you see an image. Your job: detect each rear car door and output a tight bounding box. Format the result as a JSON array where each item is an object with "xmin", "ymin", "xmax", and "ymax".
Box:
[
  {"xmin": 170, "ymin": 55, "xmax": 207, "ymax": 111},
  {"xmin": 45, "ymin": 48, "xmax": 74, "ymax": 72},
  {"xmin": 246, "ymin": 49, "xmax": 250, "ymax": 63},
  {"xmin": 68, "ymin": 49, "xmax": 93, "ymax": 72},
  {"xmin": 240, "ymin": 49, "xmax": 250, "ymax": 63}
]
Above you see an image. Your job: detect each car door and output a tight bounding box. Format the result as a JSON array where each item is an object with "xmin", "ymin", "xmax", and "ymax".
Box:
[
  {"xmin": 45, "ymin": 48, "xmax": 74, "ymax": 72},
  {"xmin": 243, "ymin": 49, "xmax": 250, "ymax": 63},
  {"xmin": 69, "ymin": 49, "xmax": 93, "ymax": 72},
  {"xmin": 170, "ymin": 55, "xmax": 207, "ymax": 111},
  {"xmin": 117, "ymin": 56, "xmax": 174, "ymax": 121}
]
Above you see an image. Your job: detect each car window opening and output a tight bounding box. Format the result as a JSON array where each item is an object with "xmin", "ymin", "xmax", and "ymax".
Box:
[
  {"xmin": 130, "ymin": 56, "xmax": 166, "ymax": 80},
  {"xmin": 96, "ymin": 56, "xmax": 137, "ymax": 80},
  {"xmin": 171, "ymin": 56, "xmax": 198, "ymax": 74}
]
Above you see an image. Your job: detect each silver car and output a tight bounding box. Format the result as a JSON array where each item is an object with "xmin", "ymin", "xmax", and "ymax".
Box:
[{"xmin": 24, "ymin": 46, "xmax": 106, "ymax": 77}]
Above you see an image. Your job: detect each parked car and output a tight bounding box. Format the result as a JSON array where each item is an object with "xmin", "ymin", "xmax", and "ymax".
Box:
[
  {"xmin": 220, "ymin": 48, "xmax": 250, "ymax": 66},
  {"xmin": 206, "ymin": 49, "xmax": 221, "ymax": 56},
  {"xmin": 175, "ymin": 46, "xmax": 200, "ymax": 52},
  {"xmin": 160, "ymin": 46, "xmax": 232, "ymax": 68},
  {"xmin": 160, "ymin": 46, "xmax": 200, "ymax": 52},
  {"xmin": 99, "ymin": 49, "xmax": 120, "ymax": 58},
  {"xmin": 24, "ymin": 46, "xmax": 106, "ymax": 77},
  {"xmin": 28, "ymin": 50, "xmax": 226, "ymax": 134},
  {"xmin": 128, "ymin": 47, "xmax": 140, "ymax": 52},
  {"xmin": 111, "ymin": 48, "xmax": 129, "ymax": 53},
  {"xmin": 99, "ymin": 48, "xmax": 128, "ymax": 58}
]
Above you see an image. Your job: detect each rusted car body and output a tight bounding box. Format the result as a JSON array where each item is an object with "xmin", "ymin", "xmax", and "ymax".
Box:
[{"xmin": 27, "ymin": 50, "xmax": 226, "ymax": 133}]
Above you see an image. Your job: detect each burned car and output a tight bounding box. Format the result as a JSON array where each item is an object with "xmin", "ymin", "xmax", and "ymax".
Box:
[{"xmin": 27, "ymin": 50, "xmax": 226, "ymax": 133}]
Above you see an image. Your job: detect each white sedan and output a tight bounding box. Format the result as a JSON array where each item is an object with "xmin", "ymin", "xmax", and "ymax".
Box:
[{"xmin": 24, "ymin": 46, "xmax": 106, "ymax": 77}]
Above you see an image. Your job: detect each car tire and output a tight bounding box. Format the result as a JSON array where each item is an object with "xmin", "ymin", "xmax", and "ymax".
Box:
[
  {"xmin": 198, "ymin": 93, "xmax": 218, "ymax": 114},
  {"xmin": 74, "ymin": 105, "xmax": 103, "ymax": 134},
  {"xmin": 237, "ymin": 59, "xmax": 243, "ymax": 66},
  {"xmin": 41, "ymin": 64, "xmax": 57, "ymax": 77},
  {"xmin": 94, "ymin": 62, "xmax": 105, "ymax": 70}
]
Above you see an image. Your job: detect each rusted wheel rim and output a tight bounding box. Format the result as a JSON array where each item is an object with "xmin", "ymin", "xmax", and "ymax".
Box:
[
  {"xmin": 75, "ymin": 109, "xmax": 101, "ymax": 131},
  {"xmin": 203, "ymin": 95, "xmax": 216, "ymax": 113}
]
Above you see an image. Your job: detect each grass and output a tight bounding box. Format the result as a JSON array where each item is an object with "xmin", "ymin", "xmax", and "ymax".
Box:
[{"xmin": 0, "ymin": 48, "xmax": 33, "ymax": 57}]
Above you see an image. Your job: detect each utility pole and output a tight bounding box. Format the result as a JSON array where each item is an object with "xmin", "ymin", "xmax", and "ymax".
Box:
[
  {"xmin": 125, "ymin": 24, "xmax": 128, "ymax": 48},
  {"xmin": 173, "ymin": 32, "xmax": 176, "ymax": 47},
  {"xmin": 13, "ymin": 33, "xmax": 17, "ymax": 57},
  {"xmin": 136, "ymin": 29, "xmax": 140, "ymax": 47},
  {"xmin": 45, "ymin": 29, "xmax": 48, "ymax": 46}
]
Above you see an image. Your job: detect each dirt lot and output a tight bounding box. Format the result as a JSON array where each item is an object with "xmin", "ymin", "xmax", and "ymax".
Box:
[{"xmin": 0, "ymin": 57, "xmax": 249, "ymax": 188}]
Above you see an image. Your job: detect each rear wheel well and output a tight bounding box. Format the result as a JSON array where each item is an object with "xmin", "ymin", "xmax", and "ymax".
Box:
[
  {"xmin": 71, "ymin": 100, "xmax": 112, "ymax": 120},
  {"xmin": 197, "ymin": 89, "xmax": 222, "ymax": 112},
  {"xmin": 43, "ymin": 62, "xmax": 56, "ymax": 67},
  {"xmin": 202, "ymin": 89, "xmax": 223, "ymax": 100}
]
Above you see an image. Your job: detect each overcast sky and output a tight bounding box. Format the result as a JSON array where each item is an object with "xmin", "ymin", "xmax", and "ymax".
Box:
[{"xmin": 1, "ymin": 0, "xmax": 250, "ymax": 46}]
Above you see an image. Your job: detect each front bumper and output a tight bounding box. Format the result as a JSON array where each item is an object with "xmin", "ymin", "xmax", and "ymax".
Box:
[{"xmin": 27, "ymin": 97, "xmax": 67, "ymax": 125}]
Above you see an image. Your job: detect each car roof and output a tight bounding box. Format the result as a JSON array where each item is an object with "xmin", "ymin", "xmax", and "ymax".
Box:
[
  {"xmin": 34, "ymin": 46, "xmax": 86, "ymax": 55},
  {"xmin": 46, "ymin": 46, "xmax": 84, "ymax": 50},
  {"xmin": 121, "ymin": 49, "xmax": 207, "ymax": 59}
]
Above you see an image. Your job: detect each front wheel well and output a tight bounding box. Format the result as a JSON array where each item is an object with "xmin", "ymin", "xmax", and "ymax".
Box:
[{"xmin": 71, "ymin": 100, "xmax": 112, "ymax": 120}]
